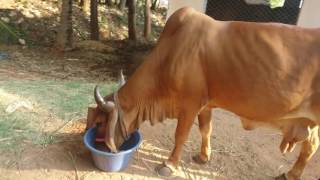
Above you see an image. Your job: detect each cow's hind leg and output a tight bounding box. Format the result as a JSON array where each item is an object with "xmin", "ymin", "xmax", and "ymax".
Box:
[
  {"xmin": 193, "ymin": 107, "xmax": 213, "ymax": 164},
  {"xmin": 277, "ymin": 125, "xmax": 319, "ymax": 180}
]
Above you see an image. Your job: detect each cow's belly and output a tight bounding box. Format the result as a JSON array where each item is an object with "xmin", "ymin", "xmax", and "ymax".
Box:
[
  {"xmin": 210, "ymin": 94, "xmax": 300, "ymax": 121},
  {"xmin": 281, "ymin": 99, "xmax": 319, "ymax": 122},
  {"xmin": 239, "ymin": 98, "xmax": 319, "ymax": 131},
  {"xmin": 208, "ymin": 80, "xmax": 313, "ymax": 121}
]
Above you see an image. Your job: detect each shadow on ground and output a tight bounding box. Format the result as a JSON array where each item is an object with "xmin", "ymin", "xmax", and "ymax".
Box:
[{"xmin": 0, "ymin": 122, "xmax": 221, "ymax": 180}]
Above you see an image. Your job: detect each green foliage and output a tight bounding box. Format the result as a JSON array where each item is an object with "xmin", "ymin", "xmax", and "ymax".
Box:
[
  {"xmin": 0, "ymin": 19, "xmax": 28, "ymax": 45},
  {"xmin": 0, "ymin": 20, "xmax": 20, "ymax": 44}
]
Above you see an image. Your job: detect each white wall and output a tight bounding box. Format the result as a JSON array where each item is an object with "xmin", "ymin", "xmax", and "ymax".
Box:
[
  {"xmin": 297, "ymin": 0, "xmax": 320, "ymax": 28},
  {"xmin": 166, "ymin": 0, "xmax": 207, "ymax": 19}
]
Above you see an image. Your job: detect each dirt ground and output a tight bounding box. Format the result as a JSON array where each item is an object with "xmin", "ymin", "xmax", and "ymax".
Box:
[{"xmin": 0, "ymin": 46, "xmax": 319, "ymax": 180}]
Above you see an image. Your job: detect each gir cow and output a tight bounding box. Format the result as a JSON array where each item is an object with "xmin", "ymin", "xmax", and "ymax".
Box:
[{"xmin": 87, "ymin": 7, "xmax": 320, "ymax": 180}]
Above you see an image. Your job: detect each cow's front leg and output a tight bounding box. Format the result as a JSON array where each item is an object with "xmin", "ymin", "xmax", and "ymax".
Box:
[
  {"xmin": 156, "ymin": 112, "xmax": 196, "ymax": 177},
  {"xmin": 193, "ymin": 107, "xmax": 212, "ymax": 164}
]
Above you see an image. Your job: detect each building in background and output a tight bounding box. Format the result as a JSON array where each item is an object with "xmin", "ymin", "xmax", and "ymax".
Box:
[
  {"xmin": 167, "ymin": 0, "xmax": 320, "ymax": 28},
  {"xmin": 297, "ymin": 0, "xmax": 320, "ymax": 27}
]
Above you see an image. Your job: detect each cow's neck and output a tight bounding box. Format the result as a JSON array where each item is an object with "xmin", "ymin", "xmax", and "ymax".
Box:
[{"xmin": 117, "ymin": 56, "xmax": 172, "ymax": 133}]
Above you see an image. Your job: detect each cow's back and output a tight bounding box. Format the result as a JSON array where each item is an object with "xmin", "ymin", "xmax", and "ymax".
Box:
[{"xmin": 202, "ymin": 20, "xmax": 320, "ymax": 120}]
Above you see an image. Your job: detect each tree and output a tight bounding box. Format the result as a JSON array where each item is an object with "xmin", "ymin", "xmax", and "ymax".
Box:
[
  {"xmin": 118, "ymin": 0, "xmax": 126, "ymax": 11},
  {"xmin": 90, "ymin": 0, "xmax": 99, "ymax": 40},
  {"xmin": 80, "ymin": 0, "xmax": 90, "ymax": 14},
  {"xmin": 105, "ymin": 0, "xmax": 112, "ymax": 6},
  {"xmin": 127, "ymin": 0, "xmax": 137, "ymax": 41},
  {"xmin": 144, "ymin": 0, "xmax": 151, "ymax": 39},
  {"xmin": 56, "ymin": 0, "xmax": 73, "ymax": 50},
  {"xmin": 150, "ymin": 0, "xmax": 158, "ymax": 10}
]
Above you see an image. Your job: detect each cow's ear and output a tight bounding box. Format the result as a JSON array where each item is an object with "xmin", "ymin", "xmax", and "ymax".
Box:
[
  {"xmin": 118, "ymin": 70, "xmax": 125, "ymax": 86},
  {"xmin": 86, "ymin": 104, "xmax": 98, "ymax": 130}
]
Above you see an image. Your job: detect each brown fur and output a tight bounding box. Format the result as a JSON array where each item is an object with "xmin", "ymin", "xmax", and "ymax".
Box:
[{"xmin": 88, "ymin": 7, "xmax": 320, "ymax": 180}]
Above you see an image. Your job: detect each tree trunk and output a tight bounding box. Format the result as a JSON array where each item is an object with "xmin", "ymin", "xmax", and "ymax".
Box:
[
  {"xmin": 56, "ymin": 0, "xmax": 73, "ymax": 50},
  {"xmin": 80, "ymin": 0, "xmax": 90, "ymax": 14},
  {"xmin": 105, "ymin": 0, "xmax": 112, "ymax": 6},
  {"xmin": 79, "ymin": 0, "xmax": 84, "ymax": 6},
  {"xmin": 144, "ymin": 0, "xmax": 151, "ymax": 39},
  {"xmin": 128, "ymin": 0, "xmax": 137, "ymax": 41},
  {"xmin": 118, "ymin": 0, "xmax": 126, "ymax": 11},
  {"xmin": 151, "ymin": 0, "xmax": 157, "ymax": 10},
  {"xmin": 90, "ymin": 0, "xmax": 99, "ymax": 40}
]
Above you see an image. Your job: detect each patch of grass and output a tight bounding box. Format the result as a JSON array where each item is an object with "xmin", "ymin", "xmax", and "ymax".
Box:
[
  {"xmin": 33, "ymin": 133, "xmax": 56, "ymax": 146},
  {"xmin": 0, "ymin": 109, "xmax": 38, "ymax": 150},
  {"xmin": 0, "ymin": 80, "xmax": 118, "ymax": 150},
  {"xmin": 0, "ymin": 80, "xmax": 118, "ymax": 119}
]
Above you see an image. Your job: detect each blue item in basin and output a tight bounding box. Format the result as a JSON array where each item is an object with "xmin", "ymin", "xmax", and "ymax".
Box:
[{"xmin": 83, "ymin": 127, "xmax": 142, "ymax": 172}]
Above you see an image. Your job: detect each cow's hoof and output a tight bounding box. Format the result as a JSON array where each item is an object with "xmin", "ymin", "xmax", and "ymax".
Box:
[
  {"xmin": 155, "ymin": 163, "xmax": 173, "ymax": 177},
  {"xmin": 275, "ymin": 173, "xmax": 287, "ymax": 180},
  {"xmin": 192, "ymin": 154, "xmax": 208, "ymax": 164}
]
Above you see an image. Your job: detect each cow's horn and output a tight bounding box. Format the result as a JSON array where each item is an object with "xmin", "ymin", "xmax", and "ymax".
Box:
[
  {"xmin": 94, "ymin": 85, "xmax": 114, "ymax": 113},
  {"xmin": 118, "ymin": 70, "xmax": 125, "ymax": 86}
]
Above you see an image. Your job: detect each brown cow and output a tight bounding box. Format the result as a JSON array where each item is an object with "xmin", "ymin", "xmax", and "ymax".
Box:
[{"xmin": 87, "ymin": 7, "xmax": 320, "ymax": 180}]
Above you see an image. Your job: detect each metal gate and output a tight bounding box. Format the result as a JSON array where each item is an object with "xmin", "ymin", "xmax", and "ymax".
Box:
[{"xmin": 205, "ymin": 0, "xmax": 303, "ymax": 24}]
